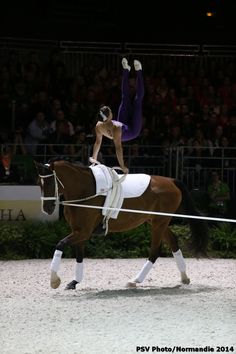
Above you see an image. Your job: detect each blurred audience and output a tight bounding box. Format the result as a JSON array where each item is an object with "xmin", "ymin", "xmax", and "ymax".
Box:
[
  {"xmin": 207, "ymin": 171, "xmax": 231, "ymax": 217},
  {"xmin": 0, "ymin": 146, "xmax": 21, "ymax": 184},
  {"xmin": 46, "ymin": 120, "xmax": 72, "ymax": 157},
  {"xmin": 25, "ymin": 111, "xmax": 50, "ymax": 154},
  {"xmin": 0, "ymin": 48, "xmax": 235, "ymax": 200},
  {"xmin": 70, "ymin": 128, "xmax": 89, "ymax": 165}
]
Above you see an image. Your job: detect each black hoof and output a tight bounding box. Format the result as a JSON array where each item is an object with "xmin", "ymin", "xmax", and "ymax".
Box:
[
  {"xmin": 65, "ymin": 280, "xmax": 78, "ymax": 290},
  {"xmin": 93, "ymin": 223, "xmax": 105, "ymax": 236}
]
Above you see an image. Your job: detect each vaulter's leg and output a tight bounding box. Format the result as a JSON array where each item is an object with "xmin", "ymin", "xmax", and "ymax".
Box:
[
  {"xmin": 50, "ymin": 234, "xmax": 73, "ymax": 289},
  {"xmin": 130, "ymin": 60, "xmax": 144, "ymax": 138},
  {"xmin": 65, "ymin": 242, "xmax": 85, "ymax": 290},
  {"xmin": 117, "ymin": 59, "xmax": 131, "ymax": 125},
  {"xmin": 163, "ymin": 227, "xmax": 190, "ymax": 284},
  {"xmin": 120, "ymin": 60, "xmax": 144, "ymax": 142}
]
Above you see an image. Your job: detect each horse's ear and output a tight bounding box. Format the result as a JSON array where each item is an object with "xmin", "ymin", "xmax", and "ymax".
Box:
[
  {"xmin": 33, "ymin": 160, "xmax": 45, "ymax": 174},
  {"xmin": 34, "ymin": 160, "xmax": 39, "ymax": 169},
  {"xmin": 49, "ymin": 161, "xmax": 54, "ymax": 171}
]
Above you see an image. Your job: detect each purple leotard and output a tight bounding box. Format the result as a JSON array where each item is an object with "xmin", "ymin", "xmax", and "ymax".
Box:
[
  {"xmin": 115, "ymin": 69, "xmax": 144, "ymax": 142},
  {"xmin": 112, "ymin": 120, "xmax": 128, "ymax": 133}
]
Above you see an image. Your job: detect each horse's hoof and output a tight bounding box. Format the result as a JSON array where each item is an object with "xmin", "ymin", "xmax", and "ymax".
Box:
[
  {"xmin": 50, "ymin": 271, "xmax": 61, "ymax": 289},
  {"xmin": 126, "ymin": 281, "xmax": 137, "ymax": 288},
  {"xmin": 51, "ymin": 277, "xmax": 61, "ymax": 289},
  {"xmin": 65, "ymin": 280, "xmax": 78, "ymax": 290},
  {"xmin": 181, "ymin": 277, "xmax": 190, "ymax": 285},
  {"xmin": 93, "ymin": 223, "xmax": 105, "ymax": 236}
]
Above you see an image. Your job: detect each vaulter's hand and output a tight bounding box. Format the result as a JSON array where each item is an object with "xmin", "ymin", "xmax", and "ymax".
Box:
[{"xmin": 122, "ymin": 166, "xmax": 129, "ymax": 174}]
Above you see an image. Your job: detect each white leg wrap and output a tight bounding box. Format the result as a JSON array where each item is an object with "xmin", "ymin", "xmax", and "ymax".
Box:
[
  {"xmin": 133, "ymin": 260, "xmax": 153, "ymax": 283},
  {"xmin": 75, "ymin": 262, "xmax": 84, "ymax": 283},
  {"xmin": 172, "ymin": 249, "xmax": 186, "ymax": 273},
  {"xmin": 50, "ymin": 250, "xmax": 63, "ymax": 273}
]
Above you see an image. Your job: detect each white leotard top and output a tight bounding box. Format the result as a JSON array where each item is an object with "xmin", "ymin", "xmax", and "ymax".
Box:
[{"xmin": 112, "ymin": 120, "xmax": 123, "ymax": 128}]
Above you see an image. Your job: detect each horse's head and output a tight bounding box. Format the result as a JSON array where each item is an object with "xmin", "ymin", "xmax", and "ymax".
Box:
[{"xmin": 34, "ymin": 161, "xmax": 58, "ymax": 215}]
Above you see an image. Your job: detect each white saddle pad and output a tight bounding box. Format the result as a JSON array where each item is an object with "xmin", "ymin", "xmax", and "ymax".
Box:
[{"xmin": 90, "ymin": 165, "xmax": 151, "ymax": 199}]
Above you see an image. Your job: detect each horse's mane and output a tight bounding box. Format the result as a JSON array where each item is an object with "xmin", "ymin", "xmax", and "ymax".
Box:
[{"xmin": 48, "ymin": 157, "xmax": 89, "ymax": 172}]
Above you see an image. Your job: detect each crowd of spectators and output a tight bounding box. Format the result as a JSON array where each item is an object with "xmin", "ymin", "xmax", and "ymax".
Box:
[
  {"xmin": 0, "ymin": 48, "xmax": 236, "ymax": 216},
  {"xmin": 0, "ymin": 49, "xmax": 236, "ymax": 189},
  {"xmin": 0, "ymin": 50, "xmax": 236, "ymax": 159}
]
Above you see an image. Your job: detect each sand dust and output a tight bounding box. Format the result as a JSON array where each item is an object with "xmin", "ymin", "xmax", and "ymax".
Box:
[{"xmin": 0, "ymin": 258, "xmax": 236, "ymax": 354}]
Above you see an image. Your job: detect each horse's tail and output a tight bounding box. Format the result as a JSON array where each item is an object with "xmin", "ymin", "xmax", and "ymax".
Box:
[{"xmin": 174, "ymin": 179, "xmax": 209, "ymax": 257}]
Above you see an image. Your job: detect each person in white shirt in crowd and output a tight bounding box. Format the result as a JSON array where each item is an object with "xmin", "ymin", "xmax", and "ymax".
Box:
[{"xmin": 25, "ymin": 111, "xmax": 50, "ymax": 155}]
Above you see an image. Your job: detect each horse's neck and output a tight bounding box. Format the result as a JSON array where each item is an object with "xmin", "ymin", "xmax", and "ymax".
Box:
[{"xmin": 56, "ymin": 164, "xmax": 95, "ymax": 199}]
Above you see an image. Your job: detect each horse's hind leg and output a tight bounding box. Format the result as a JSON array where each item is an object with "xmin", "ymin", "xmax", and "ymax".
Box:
[
  {"xmin": 164, "ymin": 227, "xmax": 190, "ymax": 285},
  {"xmin": 65, "ymin": 242, "xmax": 85, "ymax": 290}
]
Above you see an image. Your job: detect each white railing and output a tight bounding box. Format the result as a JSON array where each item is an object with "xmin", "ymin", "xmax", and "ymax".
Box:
[{"xmin": 1, "ymin": 143, "xmax": 236, "ymax": 198}]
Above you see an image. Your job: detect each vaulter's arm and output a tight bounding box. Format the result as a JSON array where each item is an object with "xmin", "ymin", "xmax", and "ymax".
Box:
[
  {"xmin": 92, "ymin": 125, "xmax": 103, "ymax": 161},
  {"xmin": 113, "ymin": 127, "xmax": 129, "ymax": 174}
]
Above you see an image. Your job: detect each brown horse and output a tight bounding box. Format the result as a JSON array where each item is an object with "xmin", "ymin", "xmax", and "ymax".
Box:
[{"xmin": 35, "ymin": 160, "xmax": 208, "ymax": 290}]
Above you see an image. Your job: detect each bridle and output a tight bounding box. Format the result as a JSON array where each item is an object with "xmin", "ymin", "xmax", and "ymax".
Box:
[{"xmin": 38, "ymin": 171, "xmax": 63, "ymax": 212}]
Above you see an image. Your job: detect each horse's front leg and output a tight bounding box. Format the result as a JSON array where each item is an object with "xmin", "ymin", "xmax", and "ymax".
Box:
[
  {"xmin": 65, "ymin": 242, "xmax": 85, "ymax": 290},
  {"xmin": 127, "ymin": 219, "xmax": 164, "ymax": 287},
  {"xmin": 50, "ymin": 235, "xmax": 73, "ymax": 289}
]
